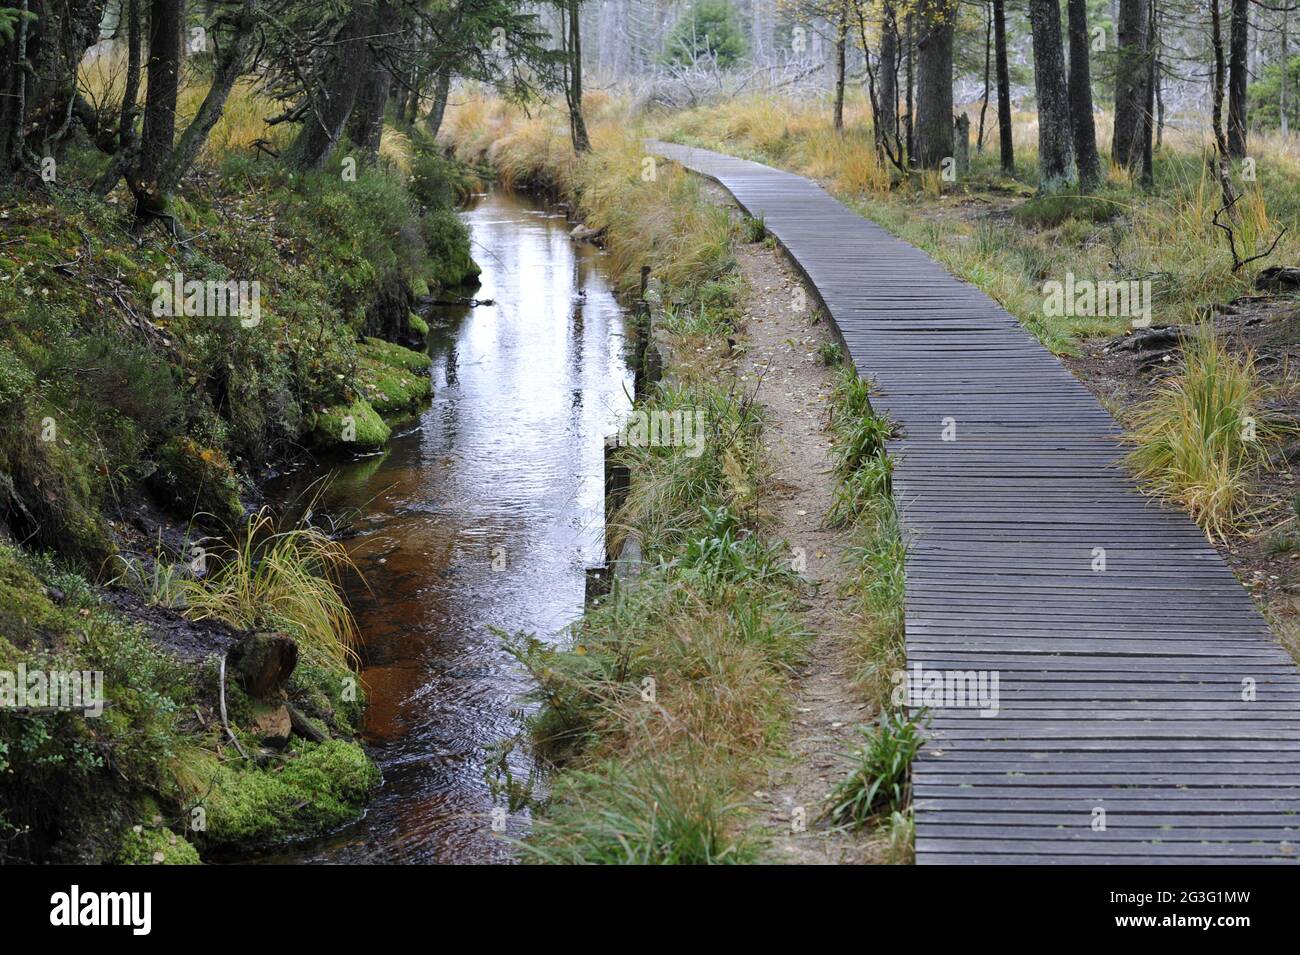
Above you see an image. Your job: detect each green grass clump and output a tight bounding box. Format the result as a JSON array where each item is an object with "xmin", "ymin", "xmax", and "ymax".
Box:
[
  {"xmin": 522, "ymin": 762, "xmax": 762, "ymax": 864},
  {"xmin": 181, "ymin": 508, "xmax": 360, "ymax": 673},
  {"xmin": 739, "ymin": 213, "xmax": 767, "ymax": 243},
  {"xmin": 824, "ymin": 366, "xmax": 908, "ymax": 710},
  {"xmin": 1125, "ymin": 326, "xmax": 1281, "ymax": 542},
  {"xmin": 827, "ymin": 710, "xmax": 925, "ymax": 832},
  {"xmin": 818, "ymin": 340, "xmax": 844, "ymax": 366},
  {"xmin": 1011, "ymin": 193, "xmax": 1122, "ymax": 228},
  {"xmin": 826, "ymin": 367, "xmax": 895, "ymax": 527}
]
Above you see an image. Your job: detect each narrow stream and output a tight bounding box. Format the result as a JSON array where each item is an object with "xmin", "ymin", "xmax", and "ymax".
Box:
[{"xmin": 263, "ymin": 190, "xmax": 633, "ymax": 863}]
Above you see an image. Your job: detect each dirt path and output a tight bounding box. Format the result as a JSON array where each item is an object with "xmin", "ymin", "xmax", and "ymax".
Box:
[{"xmin": 714, "ymin": 193, "xmax": 883, "ymax": 863}]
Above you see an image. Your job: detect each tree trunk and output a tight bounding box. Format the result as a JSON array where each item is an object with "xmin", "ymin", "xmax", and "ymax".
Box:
[
  {"xmin": 913, "ymin": 0, "xmax": 954, "ymax": 169},
  {"xmin": 1210, "ymin": 0, "xmax": 1240, "ymax": 206},
  {"xmin": 1283, "ymin": 8, "xmax": 1290, "ymax": 138},
  {"xmin": 1027, "ymin": 0, "xmax": 1075, "ymax": 191},
  {"xmin": 993, "ymin": 0, "xmax": 1013, "ymax": 174},
  {"xmin": 424, "ymin": 61, "xmax": 452, "ymax": 138},
  {"xmin": 0, "ymin": 0, "xmax": 108, "ymax": 169},
  {"xmin": 1140, "ymin": 0, "xmax": 1156, "ymax": 186},
  {"xmin": 1113, "ymin": 0, "xmax": 1150, "ymax": 168},
  {"xmin": 93, "ymin": 0, "xmax": 143, "ymax": 194},
  {"xmin": 119, "ymin": 0, "xmax": 143, "ymax": 150},
  {"xmin": 346, "ymin": 0, "xmax": 397, "ymax": 163},
  {"xmin": 833, "ymin": 0, "xmax": 848, "ymax": 132},
  {"xmin": 977, "ymin": 1, "xmax": 990, "ymax": 152},
  {"xmin": 401, "ymin": 65, "xmax": 420, "ymax": 124},
  {"xmin": 1226, "ymin": 0, "xmax": 1248, "ymax": 157},
  {"xmin": 565, "ymin": 0, "xmax": 591, "ymax": 153},
  {"xmin": 905, "ymin": 13, "xmax": 915, "ymax": 163},
  {"xmin": 1066, "ymin": 0, "xmax": 1101, "ymax": 190},
  {"xmin": 158, "ymin": 0, "xmax": 258, "ymax": 193},
  {"xmin": 879, "ymin": 1, "xmax": 898, "ymax": 146},
  {"xmin": 1155, "ymin": 20, "xmax": 1165, "ymax": 147},
  {"xmin": 137, "ymin": 0, "xmax": 181, "ymax": 186},
  {"xmin": 283, "ymin": 4, "xmax": 372, "ymax": 171}
]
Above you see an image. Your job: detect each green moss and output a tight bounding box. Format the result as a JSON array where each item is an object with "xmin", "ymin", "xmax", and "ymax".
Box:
[
  {"xmin": 353, "ymin": 338, "xmax": 433, "ymax": 419},
  {"xmin": 408, "ymin": 312, "xmax": 429, "ymax": 339},
  {"xmin": 196, "ymin": 739, "xmax": 380, "ymax": 847},
  {"xmin": 423, "ymin": 203, "xmax": 480, "ymax": 287},
  {"xmin": 308, "ymin": 398, "xmax": 390, "ymax": 452},
  {"xmin": 359, "ymin": 360, "xmax": 432, "ymax": 418},
  {"xmin": 0, "ymin": 543, "xmax": 67, "ymax": 637},
  {"xmin": 114, "ymin": 822, "xmax": 201, "ymax": 865},
  {"xmin": 362, "ymin": 336, "xmax": 432, "ymax": 373},
  {"xmin": 150, "ymin": 436, "xmax": 245, "ymax": 527},
  {"xmin": 411, "ymin": 277, "xmax": 430, "ymax": 298},
  {"xmin": 290, "ymin": 660, "xmax": 366, "ymax": 733}
]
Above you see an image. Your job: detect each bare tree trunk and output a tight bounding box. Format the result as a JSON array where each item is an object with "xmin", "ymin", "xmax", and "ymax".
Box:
[
  {"xmin": 1027, "ymin": 0, "xmax": 1075, "ymax": 191},
  {"xmin": 905, "ymin": 13, "xmax": 915, "ymax": 164},
  {"xmin": 1283, "ymin": 8, "xmax": 1290, "ymax": 138},
  {"xmin": 120, "ymin": 0, "xmax": 143, "ymax": 150},
  {"xmin": 424, "ymin": 61, "xmax": 452, "ymax": 138},
  {"xmin": 346, "ymin": 0, "xmax": 397, "ymax": 163},
  {"xmin": 879, "ymin": 1, "xmax": 898, "ymax": 145},
  {"xmin": 284, "ymin": 5, "xmax": 371, "ymax": 171},
  {"xmin": 1155, "ymin": 18, "xmax": 1165, "ymax": 147},
  {"xmin": 93, "ymin": 0, "xmax": 143, "ymax": 195},
  {"xmin": 1066, "ymin": 0, "xmax": 1101, "ymax": 190},
  {"xmin": 1113, "ymin": 0, "xmax": 1150, "ymax": 168},
  {"xmin": 833, "ymin": 0, "xmax": 848, "ymax": 132},
  {"xmin": 1226, "ymin": 0, "xmax": 1248, "ymax": 157},
  {"xmin": 564, "ymin": 0, "xmax": 590, "ymax": 153},
  {"xmin": 1140, "ymin": 0, "xmax": 1156, "ymax": 187},
  {"xmin": 977, "ymin": 0, "xmax": 990, "ymax": 152},
  {"xmin": 138, "ymin": 0, "xmax": 181, "ymax": 186},
  {"xmin": 1210, "ymin": 0, "xmax": 1240, "ymax": 206},
  {"xmin": 913, "ymin": 0, "xmax": 954, "ymax": 169},
  {"xmin": 993, "ymin": 0, "xmax": 1013, "ymax": 174},
  {"xmin": 158, "ymin": 0, "xmax": 259, "ymax": 193}
]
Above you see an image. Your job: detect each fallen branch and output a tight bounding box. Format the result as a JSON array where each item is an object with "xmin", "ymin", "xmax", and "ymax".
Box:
[
  {"xmin": 218, "ymin": 651, "xmax": 253, "ymax": 762},
  {"xmin": 1213, "ymin": 195, "xmax": 1288, "ymax": 273},
  {"xmin": 426, "ymin": 296, "xmax": 494, "ymax": 307}
]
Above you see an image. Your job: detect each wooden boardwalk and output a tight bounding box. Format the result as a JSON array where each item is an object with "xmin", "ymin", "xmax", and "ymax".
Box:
[{"xmin": 648, "ymin": 141, "xmax": 1300, "ymax": 864}]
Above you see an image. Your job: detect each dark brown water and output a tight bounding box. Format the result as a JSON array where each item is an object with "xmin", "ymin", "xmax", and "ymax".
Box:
[{"xmin": 265, "ymin": 190, "xmax": 632, "ymax": 863}]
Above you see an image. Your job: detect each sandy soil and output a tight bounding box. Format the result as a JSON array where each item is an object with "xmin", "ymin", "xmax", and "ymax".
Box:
[{"xmin": 704, "ymin": 182, "xmax": 885, "ymax": 863}]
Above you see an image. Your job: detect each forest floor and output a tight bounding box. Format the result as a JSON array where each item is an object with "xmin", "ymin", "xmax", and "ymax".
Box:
[{"xmin": 708, "ymin": 184, "xmax": 886, "ymax": 862}]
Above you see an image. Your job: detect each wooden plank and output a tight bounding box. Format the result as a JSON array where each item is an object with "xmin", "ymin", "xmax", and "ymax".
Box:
[{"xmin": 647, "ymin": 140, "xmax": 1300, "ymax": 866}]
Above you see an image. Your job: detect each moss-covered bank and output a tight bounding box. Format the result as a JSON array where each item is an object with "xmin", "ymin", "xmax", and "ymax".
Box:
[{"xmin": 0, "ymin": 106, "xmax": 478, "ymax": 862}]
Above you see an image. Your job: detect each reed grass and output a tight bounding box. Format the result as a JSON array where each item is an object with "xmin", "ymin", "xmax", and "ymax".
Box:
[
  {"xmin": 1125, "ymin": 327, "xmax": 1281, "ymax": 542},
  {"xmin": 181, "ymin": 507, "xmax": 360, "ymax": 672}
]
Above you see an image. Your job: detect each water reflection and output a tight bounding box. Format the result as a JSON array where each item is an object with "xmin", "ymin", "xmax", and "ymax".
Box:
[{"xmin": 264, "ymin": 191, "xmax": 633, "ymax": 863}]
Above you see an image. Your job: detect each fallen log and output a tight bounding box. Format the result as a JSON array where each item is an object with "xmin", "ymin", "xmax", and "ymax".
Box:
[{"xmin": 1255, "ymin": 266, "xmax": 1300, "ymax": 293}]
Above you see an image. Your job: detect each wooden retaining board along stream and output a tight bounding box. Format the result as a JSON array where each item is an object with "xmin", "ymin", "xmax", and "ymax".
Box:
[{"xmin": 647, "ymin": 141, "xmax": 1300, "ymax": 865}]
